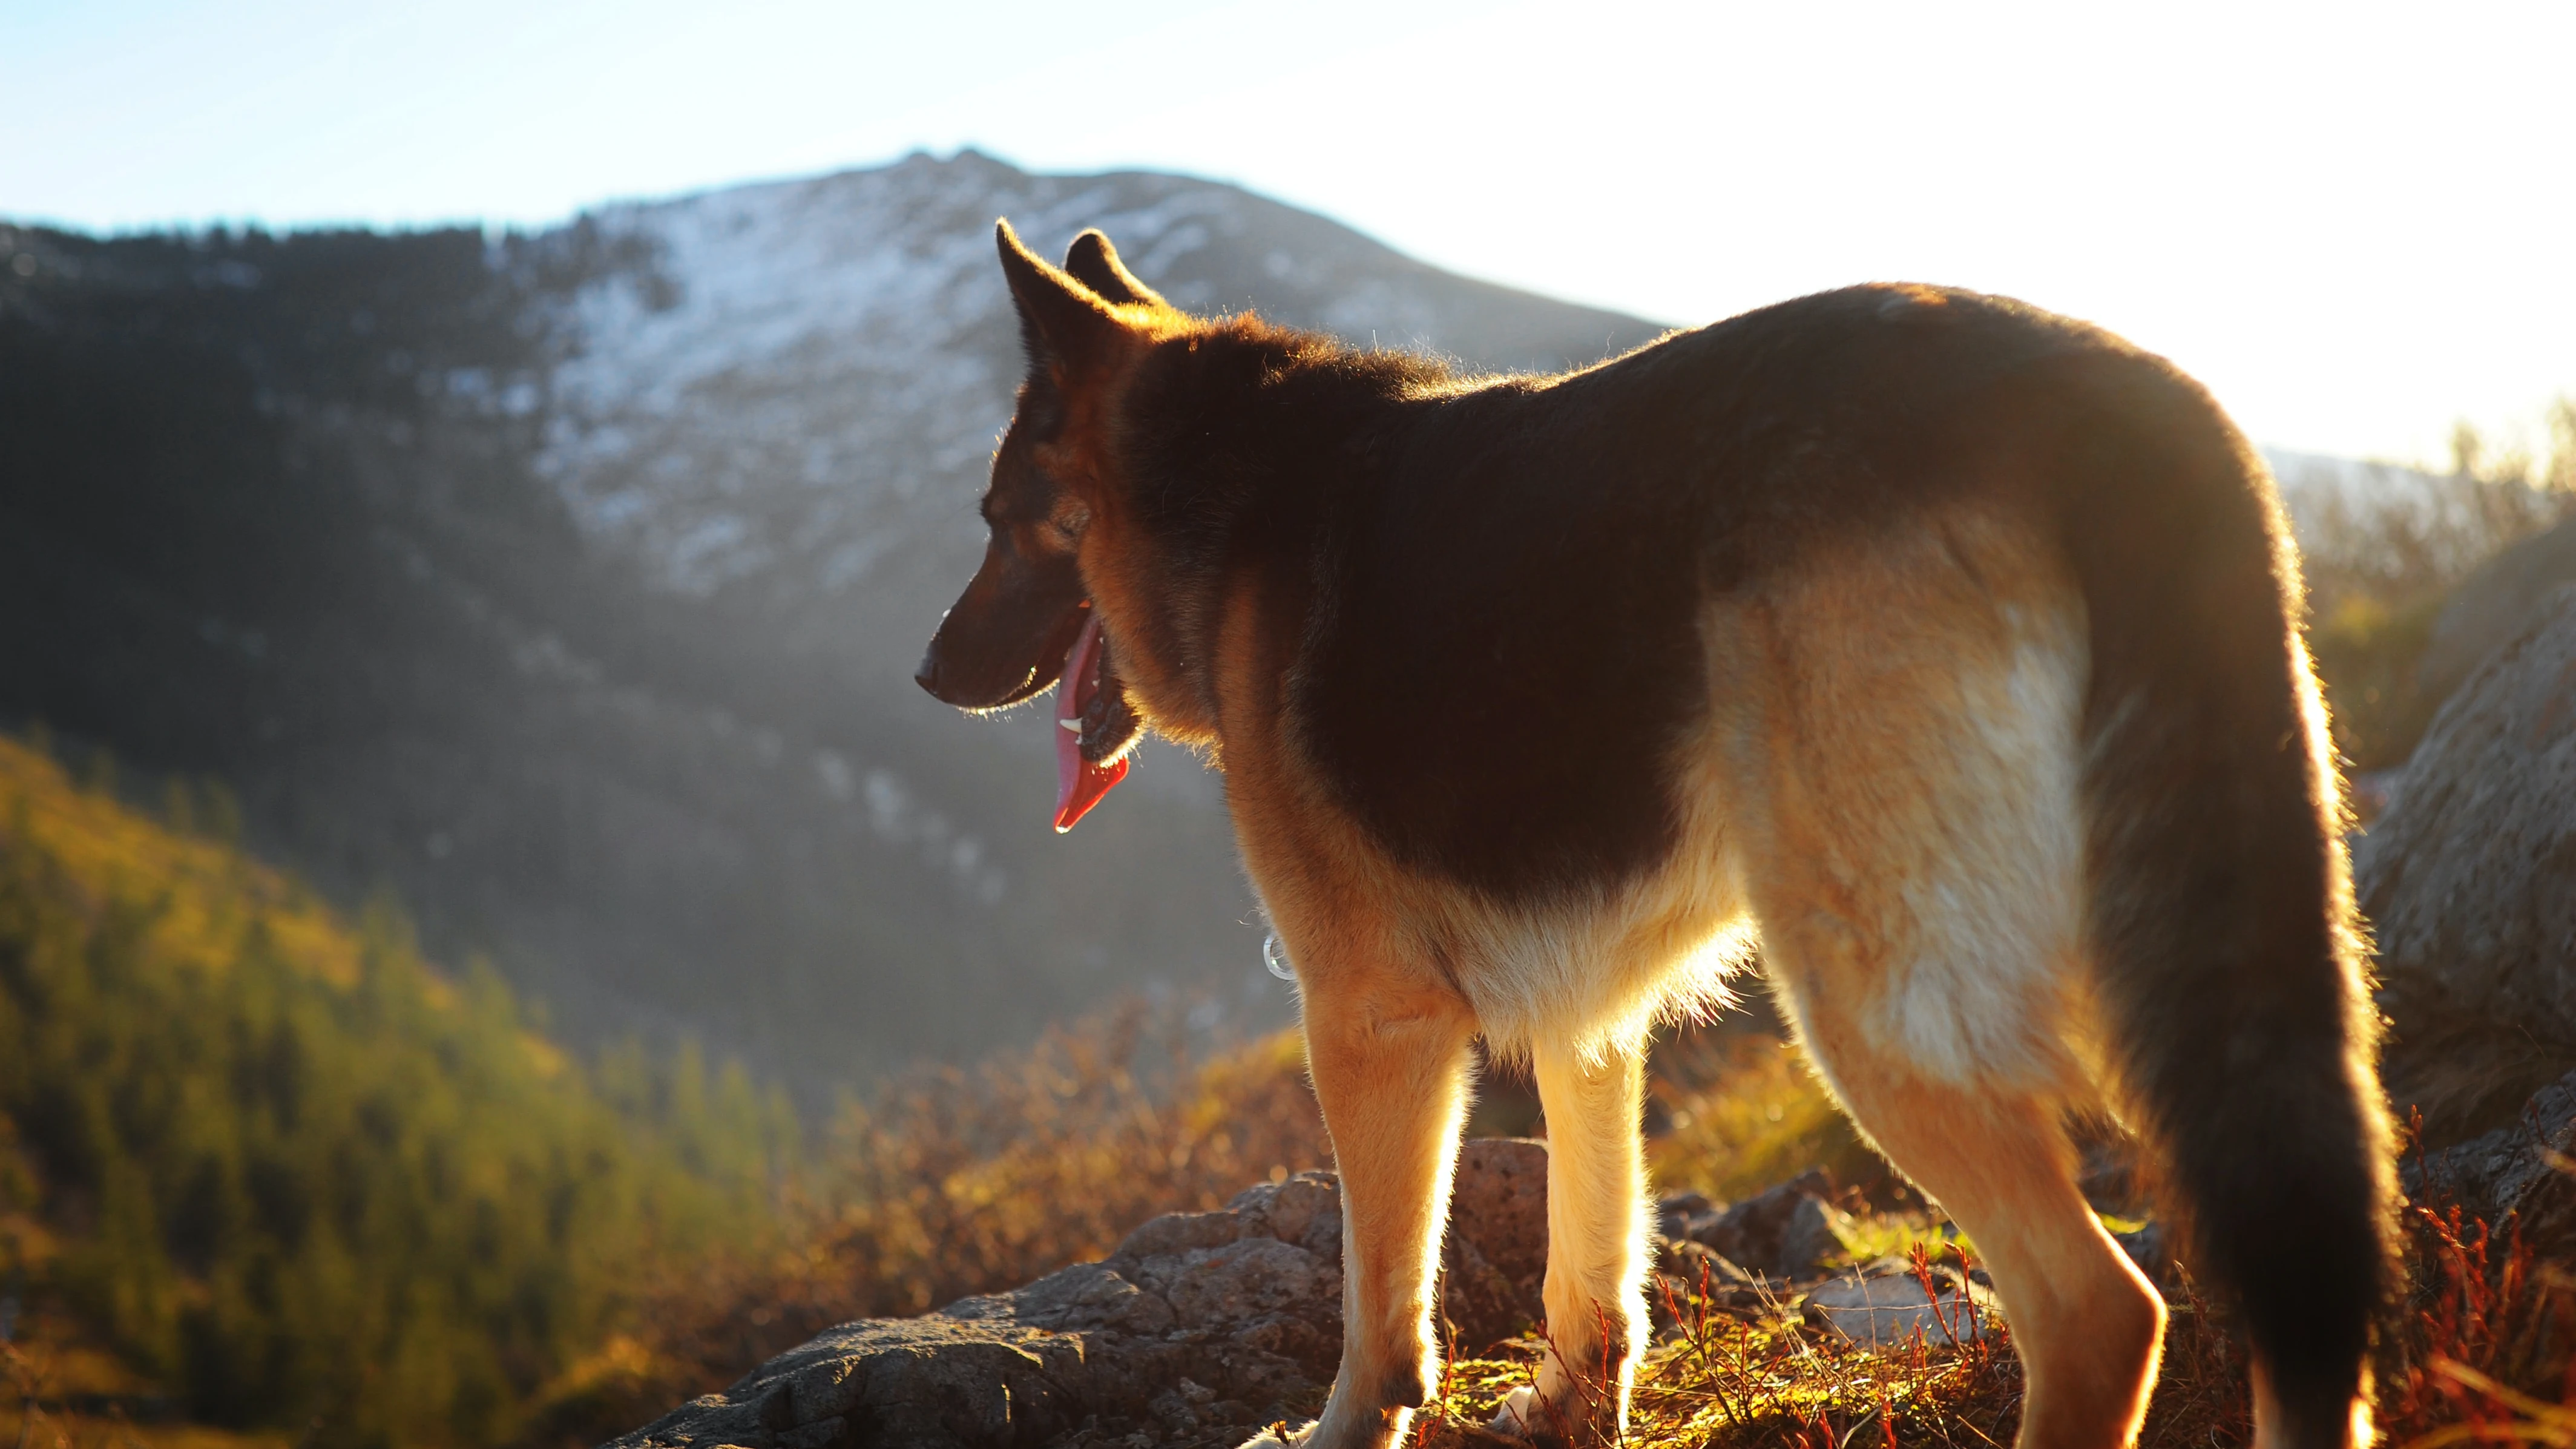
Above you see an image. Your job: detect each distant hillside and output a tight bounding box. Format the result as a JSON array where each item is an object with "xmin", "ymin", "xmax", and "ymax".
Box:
[
  {"xmin": 0, "ymin": 152, "xmax": 1668, "ymax": 1094},
  {"xmin": 0, "ymin": 731, "xmax": 789, "ymax": 1447}
]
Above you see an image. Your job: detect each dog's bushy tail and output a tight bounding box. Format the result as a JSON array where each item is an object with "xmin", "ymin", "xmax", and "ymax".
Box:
[{"xmin": 2056, "ymin": 355, "xmax": 2394, "ymax": 1445}]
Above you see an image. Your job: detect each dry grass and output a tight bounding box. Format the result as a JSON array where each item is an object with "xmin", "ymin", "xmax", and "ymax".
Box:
[
  {"xmin": 1400, "ymin": 1198, "xmax": 2576, "ymax": 1449},
  {"xmin": 2375, "ymin": 1197, "xmax": 2576, "ymax": 1445},
  {"xmin": 1404, "ymin": 1242, "xmax": 2254, "ymax": 1449},
  {"xmin": 1398, "ymin": 1119, "xmax": 2576, "ymax": 1449}
]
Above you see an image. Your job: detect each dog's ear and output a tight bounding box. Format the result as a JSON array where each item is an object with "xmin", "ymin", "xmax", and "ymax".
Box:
[
  {"xmin": 997, "ymin": 219, "xmax": 1122, "ymax": 369},
  {"xmin": 1062, "ymin": 230, "xmax": 1166, "ymax": 310}
]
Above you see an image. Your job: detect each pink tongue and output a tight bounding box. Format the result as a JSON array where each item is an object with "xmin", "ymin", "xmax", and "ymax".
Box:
[{"xmin": 1053, "ymin": 612, "xmax": 1129, "ymax": 833}]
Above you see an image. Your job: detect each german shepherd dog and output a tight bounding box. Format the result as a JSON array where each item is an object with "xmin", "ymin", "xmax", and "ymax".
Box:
[{"xmin": 917, "ymin": 222, "xmax": 2393, "ymax": 1449}]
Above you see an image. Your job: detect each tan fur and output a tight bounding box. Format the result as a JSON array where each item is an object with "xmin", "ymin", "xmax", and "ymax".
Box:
[
  {"xmin": 1523, "ymin": 1039, "xmax": 1651, "ymax": 1438},
  {"xmin": 1721, "ymin": 504, "xmax": 2174, "ymax": 1448}
]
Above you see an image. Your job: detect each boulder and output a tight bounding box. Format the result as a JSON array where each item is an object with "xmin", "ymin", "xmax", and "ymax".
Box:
[
  {"xmin": 610, "ymin": 1142, "xmax": 2012, "ymax": 1447},
  {"xmin": 2359, "ymin": 588, "xmax": 2576, "ymax": 1143}
]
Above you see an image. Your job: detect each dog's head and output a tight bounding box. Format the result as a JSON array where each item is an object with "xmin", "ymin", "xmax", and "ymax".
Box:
[{"xmin": 915, "ymin": 222, "xmax": 1169, "ymax": 828}]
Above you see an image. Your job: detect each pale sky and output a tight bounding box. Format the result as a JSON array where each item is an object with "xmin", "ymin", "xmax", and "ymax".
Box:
[{"xmin": 7, "ymin": 0, "xmax": 2571, "ymax": 465}]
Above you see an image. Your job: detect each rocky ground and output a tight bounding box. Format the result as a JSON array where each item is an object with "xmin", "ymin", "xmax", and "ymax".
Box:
[{"xmin": 602, "ymin": 1135, "xmax": 2158, "ymax": 1449}]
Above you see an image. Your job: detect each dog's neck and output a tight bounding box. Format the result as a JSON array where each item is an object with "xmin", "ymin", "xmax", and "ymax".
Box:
[{"xmin": 1076, "ymin": 318, "xmax": 1462, "ymax": 757}]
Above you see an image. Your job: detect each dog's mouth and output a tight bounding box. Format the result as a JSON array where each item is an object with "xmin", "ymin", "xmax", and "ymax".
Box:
[{"xmin": 1053, "ymin": 610, "xmax": 1143, "ymax": 832}]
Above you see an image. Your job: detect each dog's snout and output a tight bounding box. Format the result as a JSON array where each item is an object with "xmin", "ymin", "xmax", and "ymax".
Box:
[{"xmin": 914, "ymin": 644, "xmax": 944, "ymax": 698}]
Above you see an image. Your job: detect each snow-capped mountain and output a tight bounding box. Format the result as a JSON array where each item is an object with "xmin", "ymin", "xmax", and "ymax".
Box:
[{"xmin": 537, "ymin": 149, "xmax": 1659, "ymax": 663}]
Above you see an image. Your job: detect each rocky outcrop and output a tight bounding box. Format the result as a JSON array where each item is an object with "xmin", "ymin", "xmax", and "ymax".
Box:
[
  {"xmin": 610, "ymin": 1141, "xmax": 1552, "ymax": 1449},
  {"xmin": 609, "ymin": 1137, "xmax": 1954, "ymax": 1449},
  {"xmin": 613, "ymin": 1173, "xmax": 1341, "ymax": 1449},
  {"xmin": 2360, "ymin": 587, "xmax": 2576, "ymax": 1143}
]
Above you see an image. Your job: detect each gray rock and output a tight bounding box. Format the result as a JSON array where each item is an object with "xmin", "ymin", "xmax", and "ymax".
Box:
[
  {"xmin": 1671, "ymin": 1171, "xmax": 1860, "ymax": 1281},
  {"xmin": 1166, "ymin": 1238, "xmax": 1334, "ymax": 1329},
  {"xmin": 2359, "ymin": 588, "xmax": 2576, "ymax": 1142},
  {"xmin": 2405, "ymin": 1066, "xmax": 2576, "ymax": 1257},
  {"xmin": 608, "ymin": 1143, "xmax": 1945, "ymax": 1448},
  {"xmin": 1655, "ymin": 1191, "xmax": 1716, "ymax": 1244},
  {"xmin": 609, "ymin": 1317, "xmax": 1088, "ymax": 1449},
  {"xmin": 1649, "ymin": 1238, "xmax": 1770, "ymax": 1332},
  {"xmin": 2417, "ymin": 516, "xmax": 2576, "ymax": 715},
  {"xmin": 1661, "ymin": 1239, "xmax": 1758, "ymax": 1292},
  {"xmin": 1778, "ymin": 1197, "xmax": 1864, "ymax": 1279},
  {"xmin": 1801, "ymin": 1261, "xmax": 1998, "ymax": 1348},
  {"xmin": 1217, "ymin": 1171, "xmax": 1346, "ymax": 1261},
  {"xmin": 1438, "ymin": 1138, "xmax": 1551, "ymax": 1349},
  {"xmin": 1116, "ymin": 1209, "xmax": 1255, "ymax": 1260}
]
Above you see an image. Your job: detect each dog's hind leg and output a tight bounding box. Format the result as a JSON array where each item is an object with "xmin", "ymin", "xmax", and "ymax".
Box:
[
  {"xmin": 1780, "ymin": 979, "xmax": 2166, "ymax": 1449},
  {"xmin": 1489, "ymin": 1038, "xmax": 1649, "ymax": 1444},
  {"xmin": 1729, "ymin": 516, "xmax": 2165, "ymax": 1448},
  {"xmin": 1269, "ymin": 961, "xmax": 1478, "ymax": 1449}
]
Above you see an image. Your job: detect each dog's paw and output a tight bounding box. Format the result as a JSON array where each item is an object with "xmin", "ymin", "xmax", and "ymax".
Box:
[
  {"xmin": 1489, "ymin": 1384, "xmax": 1608, "ymax": 1447},
  {"xmin": 1490, "ymin": 1385, "xmax": 1539, "ymax": 1435},
  {"xmin": 1236, "ymin": 1421, "xmax": 1316, "ymax": 1447}
]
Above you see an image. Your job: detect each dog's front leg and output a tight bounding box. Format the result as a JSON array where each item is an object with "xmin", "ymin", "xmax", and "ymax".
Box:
[
  {"xmin": 1258, "ymin": 967, "xmax": 1476, "ymax": 1449},
  {"xmin": 1490, "ymin": 1037, "xmax": 1648, "ymax": 1445}
]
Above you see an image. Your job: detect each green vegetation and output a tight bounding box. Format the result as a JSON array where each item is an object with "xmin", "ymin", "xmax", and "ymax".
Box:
[{"xmin": 0, "ymin": 732, "xmax": 794, "ymax": 1448}]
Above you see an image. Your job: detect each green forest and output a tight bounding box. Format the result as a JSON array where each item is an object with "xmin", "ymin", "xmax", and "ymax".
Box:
[
  {"xmin": 0, "ymin": 726, "xmax": 1345, "ymax": 1449},
  {"xmin": 0, "ymin": 730, "xmax": 799, "ymax": 1448}
]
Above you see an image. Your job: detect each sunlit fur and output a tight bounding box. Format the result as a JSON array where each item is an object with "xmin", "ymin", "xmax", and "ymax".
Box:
[
  {"xmin": 925, "ymin": 223, "xmax": 2396, "ymax": 1449},
  {"xmin": 1725, "ymin": 507, "xmax": 2167, "ymax": 1447}
]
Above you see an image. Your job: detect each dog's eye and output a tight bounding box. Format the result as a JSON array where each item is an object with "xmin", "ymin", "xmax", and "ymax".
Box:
[{"xmin": 1041, "ymin": 499, "xmax": 1092, "ymax": 550}]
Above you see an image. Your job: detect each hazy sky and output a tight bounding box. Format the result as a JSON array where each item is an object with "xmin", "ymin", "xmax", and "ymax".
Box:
[{"xmin": 8, "ymin": 0, "xmax": 2571, "ymax": 464}]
